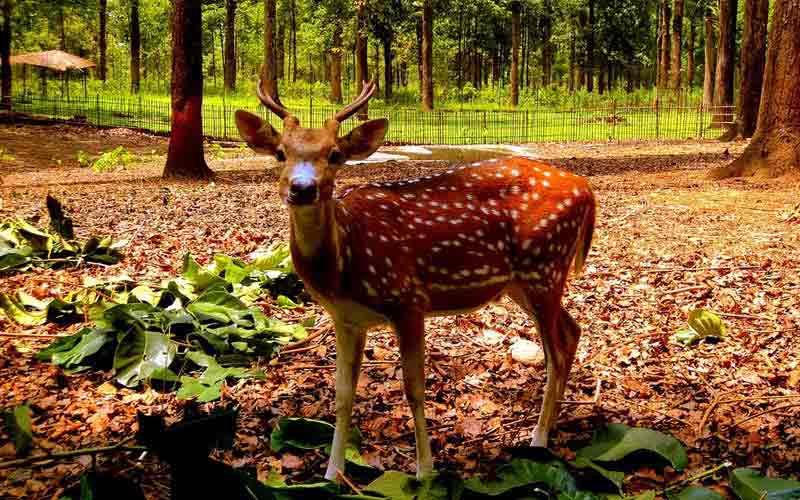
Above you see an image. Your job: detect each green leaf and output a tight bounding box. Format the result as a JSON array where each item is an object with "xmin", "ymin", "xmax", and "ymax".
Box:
[
  {"xmin": 176, "ymin": 376, "xmax": 222, "ymax": 402},
  {"xmin": 188, "ymin": 291, "xmax": 251, "ymax": 326},
  {"xmin": 4, "ymin": 404, "xmax": 33, "ymax": 457},
  {"xmin": 50, "ymin": 329, "xmax": 113, "ymax": 370},
  {"xmin": 576, "ymin": 424, "xmax": 688, "ymax": 471},
  {"xmin": 365, "ymin": 471, "xmax": 463, "ymax": 500},
  {"xmin": 571, "ymin": 456, "xmax": 625, "ymax": 491},
  {"xmin": 673, "ymin": 309, "xmax": 726, "ymax": 346},
  {"xmin": 464, "ymin": 458, "xmax": 579, "ymax": 497},
  {"xmin": 182, "ymin": 253, "xmax": 228, "ymax": 292},
  {"xmin": 0, "ymin": 246, "xmax": 33, "ymax": 271},
  {"xmin": 0, "ymin": 292, "xmax": 47, "ymax": 326},
  {"xmin": 113, "ymin": 331, "xmax": 177, "ymax": 387},
  {"xmin": 729, "ymin": 468, "xmax": 800, "ymax": 500},
  {"xmin": 271, "ymin": 417, "xmax": 335, "ymax": 452},
  {"xmin": 668, "ymin": 486, "xmax": 725, "ymax": 500},
  {"xmin": 277, "ymin": 295, "xmax": 301, "ymax": 308}
]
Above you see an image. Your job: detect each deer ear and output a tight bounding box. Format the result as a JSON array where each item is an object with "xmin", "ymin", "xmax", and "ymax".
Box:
[
  {"xmin": 235, "ymin": 110, "xmax": 281, "ymax": 155},
  {"xmin": 337, "ymin": 118, "xmax": 388, "ymax": 160}
]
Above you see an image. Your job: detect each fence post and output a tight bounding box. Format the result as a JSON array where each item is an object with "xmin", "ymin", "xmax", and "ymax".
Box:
[
  {"xmin": 438, "ymin": 111, "xmax": 444, "ymax": 144},
  {"xmin": 655, "ymin": 97, "xmax": 660, "ymax": 139},
  {"xmin": 95, "ymin": 94, "xmax": 100, "ymax": 126},
  {"xmin": 611, "ymin": 99, "xmax": 616, "ymax": 142}
]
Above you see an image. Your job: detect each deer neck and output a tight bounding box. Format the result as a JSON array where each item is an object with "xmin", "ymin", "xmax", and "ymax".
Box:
[{"xmin": 288, "ymin": 199, "xmax": 341, "ymax": 296}]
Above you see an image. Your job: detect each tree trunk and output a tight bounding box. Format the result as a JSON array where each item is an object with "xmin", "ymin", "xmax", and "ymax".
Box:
[
  {"xmin": 383, "ymin": 35, "xmax": 392, "ymax": 99},
  {"xmin": 130, "ymin": 0, "xmax": 141, "ymax": 93},
  {"xmin": 1, "ymin": 0, "xmax": 10, "ymax": 111},
  {"xmin": 224, "ymin": 0, "xmax": 236, "ymax": 91},
  {"xmin": 416, "ymin": 17, "xmax": 422, "ymax": 97},
  {"xmin": 355, "ymin": 1, "xmax": 369, "ymax": 119},
  {"xmin": 577, "ymin": 10, "xmax": 587, "ymax": 90},
  {"xmin": 702, "ymin": 10, "xmax": 715, "ymax": 107},
  {"xmin": 261, "ymin": 0, "xmax": 277, "ymax": 98},
  {"xmin": 164, "ymin": 0, "xmax": 212, "ymax": 180},
  {"xmin": 735, "ymin": 0, "xmax": 769, "ymax": 138},
  {"xmin": 330, "ymin": 25, "xmax": 342, "ymax": 103},
  {"xmin": 586, "ymin": 0, "xmax": 595, "ymax": 92},
  {"xmin": 712, "ymin": 0, "xmax": 737, "ymax": 125},
  {"xmin": 541, "ymin": 0, "xmax": 552, "ymax": 87},
  {"xmin": 509, "ymin": 1, "xmax": 520, "ymax": 105},
  {"xmin": 686, "ymin": 18, "xmax": 695, "ymax": 88},
  {"xmin": 712, "ymin": 0, "xmax": 800, "ymax": 178},
  {"xmin": 568, "ymin": 28, "xmax": 576, "ymax": 92},
  {"xmin": 659, "ymin": 0, "xmax": 671, "ymax": 90},
  {"xmin": 290, "ymin": 0, "xmax": 297, "ymax": 82},
  {"xmin": 670, "ymin": 0, "xmax": 683, "ymax": 92},
  {"xmin": 420, "ymin": 0, "xmax": 433, "ymax": 111},
  {"xmin": 98, "ymin": 0, "xmax": 106, "ymax": 81},
  {"xmin": 373, "ymin": 43, "xmax": 380, "ymax": 94},
  {"xmin": 58, "ymin": 6, "xmax": 65, "ymax": 51},
  {"xmin": 277, "ymin": 21, "xmax": 285, "ymax": 80}
]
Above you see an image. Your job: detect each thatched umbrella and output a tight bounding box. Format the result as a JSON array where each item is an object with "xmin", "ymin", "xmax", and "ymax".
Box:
[{"xmin": 10, "ymin": 50, "xmax": 96, "ymax": 98}]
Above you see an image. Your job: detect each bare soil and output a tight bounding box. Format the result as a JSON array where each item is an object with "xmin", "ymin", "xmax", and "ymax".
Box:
[{"xmin": 1, "ymin": 123, "xmax": 799, "ymax": 499}]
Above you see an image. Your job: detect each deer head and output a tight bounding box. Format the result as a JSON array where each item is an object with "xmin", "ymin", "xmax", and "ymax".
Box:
[{"xmin": 235, "ymin": 80, "xmax": 388, "ymax": 206}]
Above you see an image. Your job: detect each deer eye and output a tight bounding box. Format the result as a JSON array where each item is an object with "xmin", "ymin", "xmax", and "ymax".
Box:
[
  {"xmin": 275, "ymin": 149, "xmax": 286, "ymax": 162},
  {"xmin": 328, "ymin": 150, "xmax": 345, "ymax": 165}
]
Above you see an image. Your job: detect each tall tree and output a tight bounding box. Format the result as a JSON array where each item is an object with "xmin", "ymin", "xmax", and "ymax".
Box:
[
  {"xmin": 586, "ymin": 0, "xmax": 595, "ymax": 92},
  {"xmin": 330, "ymin": 24, "xmax": 342, "ymax": 103},
  {"xmin": 163, "ymin": 0, "xmax": 212, "ymax": 179},
  {"xmin": 224, "ymin": 0, "xmax": 236, "ymax": 91},
  {"xmin": 290, "ymin": 0, "xmax": 297, "ymax": 82},
  {"xmin": 261, "ymin": 0, "xmax": 277, "ymax": 98},
  {"xmin": 420, "ymin": 0, "xmax": 433, "ymax": 111},
  {"xmin": 130, "ymin": 0, "xmax": 140, "ymax": 93},
  {"xmin": 712, "ymin": 0, "xmax": 737, "ymax": 125},
  {"xmin": 686, "ymin": 17, "xmax": 695, "ymax": 87},
  {"xmin": 658, "ymin": 0, "xmax": 671, "ymax": 90},
  {"xmin": 510, "ymin": 1, "xmax": 520, "ymax": 105},
  {"xmin": 98, "ymin": 0, "xmax": 106, "ymax": 81},
  {"xmin": 669, "ymin": 0, "xmax": 683, "ymax": 92},
  {"xmin": 355, "ymin": 0, "xmax": 369, "ymax": 118},
  {"xmin": 702, "ymin": 7, "xmax": 714, "ymax": 107},
  {"xmin": 1, "ymin": 0, "xmax": 10, "ymax": 112},
  {"xmin": 712, "ymin": 0, "xmax": 800, "ymax": 177},
  {"xmin": 735, "ymin": 0, "xmax": 769, "ymax": 138},
  {"xmin": 541, "ymin": 0, "xmax": 553, "ymax": 86}
]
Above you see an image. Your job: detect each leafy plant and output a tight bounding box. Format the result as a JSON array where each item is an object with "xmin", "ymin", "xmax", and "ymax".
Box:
[
  {"xmin": 673, "ymin": 309, "xmax": 727, "ymax": 346},
  {"xmin": 89, "ymin": 146, "xmax": 137, "ymax": 172},
  {"xmin": 0, "ymin": 195, "xmax": 124, "ymax": 274},
  {"xmin": 3, "ymin": 404, "xmax": 33, "ymax": 457},
  {"xmin": 207, "ymin": 142, "xmax": 225, "ymax": 160},
  {"xmin": 76, "ymin": 150, "xmax": 92, "ymax": 168},
  {"xmin": 729, "ymin": 468, "xmax": 800, "ymax": 500},
  {"xmin": 0, "ymin": 147, "xmax": 14, "ymax": 162},
  {"xmin": 270, "ymin": 417, "xmax": 367, "ymax": 466}
]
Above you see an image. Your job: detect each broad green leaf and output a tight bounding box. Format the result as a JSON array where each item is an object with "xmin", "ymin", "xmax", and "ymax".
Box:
[
  {"xmin": 464, "ymin": 458, "xmax": 579, "ymax": 497},
  {"xmin": 365, "ymin": 471, "xmax": 462, "ymax": 500},
  {"xmin": 176, "ymin": 377, "xmax": 222, "ymax": 402},
  {"xmin": 0, "ymin": 292, "xmax": 47, "ymax": 326},
  {"xmin": 36, "ymin": 331, "xmax": 85, "ymax": 362},
  {"xmin": 0, "ymin": 246, "xmax": 33, "ymax": 271},
  {"xmin": 729, "ymin": 468, "xmax": 800, "ymax": 500},
  {"xmin": 673, "ymin": 309, "xmax": 726, "ymax": 346},
  {"xmin": 182, "ymin": 253, "xmax": 228, "ymax": 292},
  {"xmin": 668, "ymin": 486, "xmax": 724, "ymax": 500},
  {"xmin": 576, "ymin": 424, "xmax": 688, "ymax": 471},
  {"xmin": 46, "ymin": 298, "xmax": 82, "ymax": 325},
  {"xmin": 113, "ymin": 331, "xmax": 177, "ymax": 387},
  {"xmin": 130, "ymin": 285, "xmax": 160, "ymax": 306},
  {"xmin": 571, "ymin": 456, "xmax": 625, "ymax": 491},
  {"xmin": 277, "ymin": 295, "xmax": 301, "ymax": 308},
  {"xmin": 50, "ymin": 329, "xmax": 113, "ymax": 369},
  {"xmin": 271, "ymin": 417, "xmax": 335, "ymax": 452},
  {"xmin": 188, "ymin": 291, "xmax": 251, "ymax": 326},
  {"xmin": 4, "ymin": 404, "xmax": 33, "ymax": 457}
]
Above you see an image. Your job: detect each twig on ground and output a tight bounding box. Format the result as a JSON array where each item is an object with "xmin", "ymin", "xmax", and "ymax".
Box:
[
  {"xmin": 658, "ymin": 285, "xmax": 709, "ymax": 296},
  {"xmin": 336, "ymin": 469, "xmax": 362, "ymax": 495},
  {"xmin": 0, "ymin": 442, "xmax": 146, "ymax": 469},
  {"xmin": 279, "ymin": 321, "xmax": 333, "ymax": 355},
  {"xmin": 0, "ymin": 332, "xmax": 67, "ymax": 339},
  {"xmin": 660, "ymin": 461, "xmax": 732, "ymax": 494},
  {"xmin": 727, "ymin": 402, "xmax": 800, "ymax": 430}
]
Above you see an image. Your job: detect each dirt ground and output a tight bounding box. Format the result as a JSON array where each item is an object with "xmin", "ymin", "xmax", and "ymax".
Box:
[{"xmin": 1, "ymin": 123, "xmax": 799, "ymax": 499}]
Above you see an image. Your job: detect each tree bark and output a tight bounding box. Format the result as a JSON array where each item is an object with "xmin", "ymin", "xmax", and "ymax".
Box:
[
  {"xmin": 541, "ymin": 0, "xmax": 552, "ymax": 87},
  {"xmin": 712, "ymin": 0, "xmax": 800, "ymax": 178},
  {"xmin": 261, "ymin": 0, "xmax": 277, "ymax": 99},
  {"xmin": 224, "ymin": 0, "xmax": 236, "ymax": 91},
  {"xmin": 373, "ymin": 43, "xmax": 380, "ymax": 94},
  {"xmin": 1, "ymin": 0, "xmax": 10, "ymax": 111},
  {"xmin": 277, "ymin": 20, "xmax": 285, "ymax": 80},
  {"xmin": 686, "ymin": 18, "xmax": 695, "ymax": 88},
  {"xmin": 330, "ymin": 24, "xmax": 342, "ymax": 103},
  {"xmin": 290, "ymin": 0, "xmax": 297, "ymax": 82},
  {"xmin": 98, "ymin": 0, "xmax": 106, "ymax": 81},
  {"xmin": 58, "ymin": 6, "xmax": 65, "ymax": 51},
  {"xmin": 416, "ymin": 17, "xmax": 422, "ymax": 97},
  {"xmin": 712, "ymin": 0, "xmax": 737, "ymax": 125},
  {"xmin": 568, "ymin": 28, "xmax": 576, "ymax": 92},
  {"xmin": 510, "ymin": 1, "xmax": 520, "ymax": 105},
  {"xmin": 355, "ymin": 1, "xmax": 369, "ymax": 119},
  {"xmin": 164, "ymin": 0, "xmax": 212, "ymax": 180},
  {"xmin": 735, "ymin": 0, "xmax": 769, "ymax": 138},
  {"xmin": 670, "ymin": 0, "xmax": 683, "ymax": 92},
  {"xmin": 659, "ymin": 0, "xmax": 671, "ymax": 90},
  {"xmin": 420, "ymin": 0, "xmax": 433, "ymax": 111},
  {"xmin": 586, "ymin": 0, "xmax": 595, "ymax": 92},
  {"xmin": 130, "ymin": 0, "xmax": 140, "ymax": 93},
  {"xmin": 702, "ymin": 10, "xmax": 715, "ymax": 108}
]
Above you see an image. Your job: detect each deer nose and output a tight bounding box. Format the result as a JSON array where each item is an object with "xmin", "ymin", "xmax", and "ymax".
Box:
[{"xmin": 288, "ymin": 177, "xmax": 319, "ymax": 205}]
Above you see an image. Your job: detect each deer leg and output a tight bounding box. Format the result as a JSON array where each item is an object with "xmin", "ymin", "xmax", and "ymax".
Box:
[
  {"xmin": 393, "ymin": 312, "xmax": 433, "ymax": 479},
  {"xmin": 531, "ymin": 305, "xmax": 581, "ymax": 447},
  {"xmin": 324, "ymin": 322, "xmax": 367, "ymax": 481}
]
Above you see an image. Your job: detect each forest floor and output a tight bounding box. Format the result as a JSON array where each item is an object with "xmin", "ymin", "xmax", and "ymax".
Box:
[{"xmin": 1, "ymin": 123, "xmax": 799, "ymax": 499}]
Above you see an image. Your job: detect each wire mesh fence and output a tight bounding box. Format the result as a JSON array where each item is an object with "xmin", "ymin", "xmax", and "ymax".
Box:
[{"xmin": 9, "ymin": 94, "xmax": 735, "ymax": 145}]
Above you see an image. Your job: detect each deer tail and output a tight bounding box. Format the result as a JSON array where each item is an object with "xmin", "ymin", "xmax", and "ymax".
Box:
[{"xmin": 572, "ymin": 195, "xmax": 595, "ymax": 278}]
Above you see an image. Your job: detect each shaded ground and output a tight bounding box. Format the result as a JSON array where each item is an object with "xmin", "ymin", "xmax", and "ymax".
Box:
[{"xmin": 1, "ymin": 124, "xmax": 799, "ymax": 499}]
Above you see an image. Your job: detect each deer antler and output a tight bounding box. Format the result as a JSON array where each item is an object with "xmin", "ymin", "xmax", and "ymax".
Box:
[
  {"xmin": 256, "ymin": 78, "xmax": 292, "ymax": 120},
  {"xmin": 332, "ymin": 80, "xmax": 377, "ymax": 123}
]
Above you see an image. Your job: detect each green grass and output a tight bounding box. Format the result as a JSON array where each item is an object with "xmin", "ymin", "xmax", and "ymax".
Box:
[{"xmin": 11, "ymin": 92, "xmax": 719, "ymax": 145}]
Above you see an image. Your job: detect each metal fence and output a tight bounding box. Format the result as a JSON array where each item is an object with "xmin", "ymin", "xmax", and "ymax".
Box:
[{"xmin": 9, "ymin": 94, "xmax": 735, "ymax": 145}]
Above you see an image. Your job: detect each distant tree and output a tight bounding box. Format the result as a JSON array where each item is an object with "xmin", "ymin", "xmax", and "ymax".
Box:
[
  {"xmin": 712, "ymin": 0, "xmax": 800, "ymax": 178},
  {"xmin": 1, "ymin": 0, "xmax": 10, "ymax": 111},
  {"xmin": 658, "ymin": 0, "xmax": 670, "ymax": 90},
  {"xmin": 261, "ymin": 0, "xmax": 277, "ymax": 99},
  {"xmin": 669, "ymin": 0, "xmax": 683, "ymax": 92},
  {"xmin": 98, "ymin": 0, "xmax": 106, "ymax": 81},
  {"xmin": 686, "ymin": 16, "xmax": 695, "ymax": 87},
  {"xmin": 420, "ymin": 0, "xmax": 433, "ymax": 110},
  {"xmin": 163, "ymin": 0, "xmax": 212, "ymax": 180},
  {"xmin": 711, "ymin": 0, "xmax": 736, "ymax": 125},
  {"xmin": 701, "ymin": 5, "xmax": 714, "ymax": 107},
  {"xmin": 330, "ymin": 23, "xmax": 342, "ymax": 103},
  {"xmin": 355, "ymin": 0, "xmax": 369, "ymax": 118},
  {"xmin": 130, "ymin": 0, "xmax": 140, "ymax": 93},
  {"xmin": 586, "ymin": 0, "xmax": 595, "ymax": 92},
  {"xmin": 510, "ymin": 1, "xmax": 520, "ymax": 105},
  {"xmin": 734, "ymin": 0, "xmax": 768, "ymax": 138},
  {"xmin": 224, "ymin": 0, "xmax": 236, "ymax": 91}
]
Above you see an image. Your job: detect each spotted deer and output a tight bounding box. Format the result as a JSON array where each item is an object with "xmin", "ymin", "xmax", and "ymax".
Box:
[{"xmin": 235, "ymin": 81, "xmax": 596, "ymax": 481}]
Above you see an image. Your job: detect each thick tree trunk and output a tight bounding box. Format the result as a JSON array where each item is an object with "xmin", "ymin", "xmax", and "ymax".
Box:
[
  {"xmin": 416, "ymin": 17, "xmax": 422, "ymax": 97},
  {"xmin": 659, "ymin": 0, "xmax": 671, "ymax": 90},
  {"xmin": 1, "ymin": 0, "xmax": 10, "ymax": 111},
  {"xmin": 383, "ymin": 35, "xmax": 392, "ymax": 99},
  {"xmin": 290, "ymin": 0, "xmax": 297, "ymax": 82},
  {"xmin": 510, "ymin": 1, "xmax": 520, "ymax": 105},
  {"xmin": 586, "ymin": 0, "xmax": 595, "ymax": 92},
  {"xmin": 686, "ymin": 18, "xmax": 695, "ymax": 88},
  {"xmin": 130, "ymin": 0, "xmax": 140, "ymax": 93},
  {"xmin": 277, "ymin": 21, "xmax": 285, "ymax": 80},
  {"xmin": 355, "ymin": 1, "xmax": 369, "ymax": 119},
  {"xmin": 541, "ymin": 0, "xmax": 552, "ymax": 87},
  {"xmin": 58, "ymin": 7, "xmax": 65, "ymax": 51},
  {"xmin": 224, "ymin": 0, "xmax": 236, "ymax": 91},
  {"xmin": 577, "ymin": 11, "xmax": 587, "ymax": 90},
  {"xmin": 420, "ymin": 0, "xmax": 433, "ymax": 111},
  {"xmin": 164, "ymin": 0, "xmax": 212, "ymax": 180},
  {"xmin": 702, "ymin": 11, "xmax": 715, "ymax": 107},
  {"xmin": 735, "ymin": 0, "xmax": 769, "ymax": 138},
  {"xmin": 330, "ymin": 25, "xmax": 342, "ymax": 103},
  {"xmin": 712, "ymin": 0, "xmax": 800, "ymax": 178},
  {"xmin": 98, "ymin": 0, "xmax": 106, "ymax": 81},
  {"xmin": 568, "ymin": 29, "xmax": 576, "ymax": 92},
  {"xmin": 261, "ymin": 0, "xmax": 277, "ymax": 98},
  {"xmin": 373, "ymin": 44, "xmax": 380, "ymax": 94},
  {"xmin": 670, "ymin": 0, "xmax": 683, "ymax": 92},
  {"xmin": 712, "ymin": 0, "xmax": 737, "ymax": 125}
]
